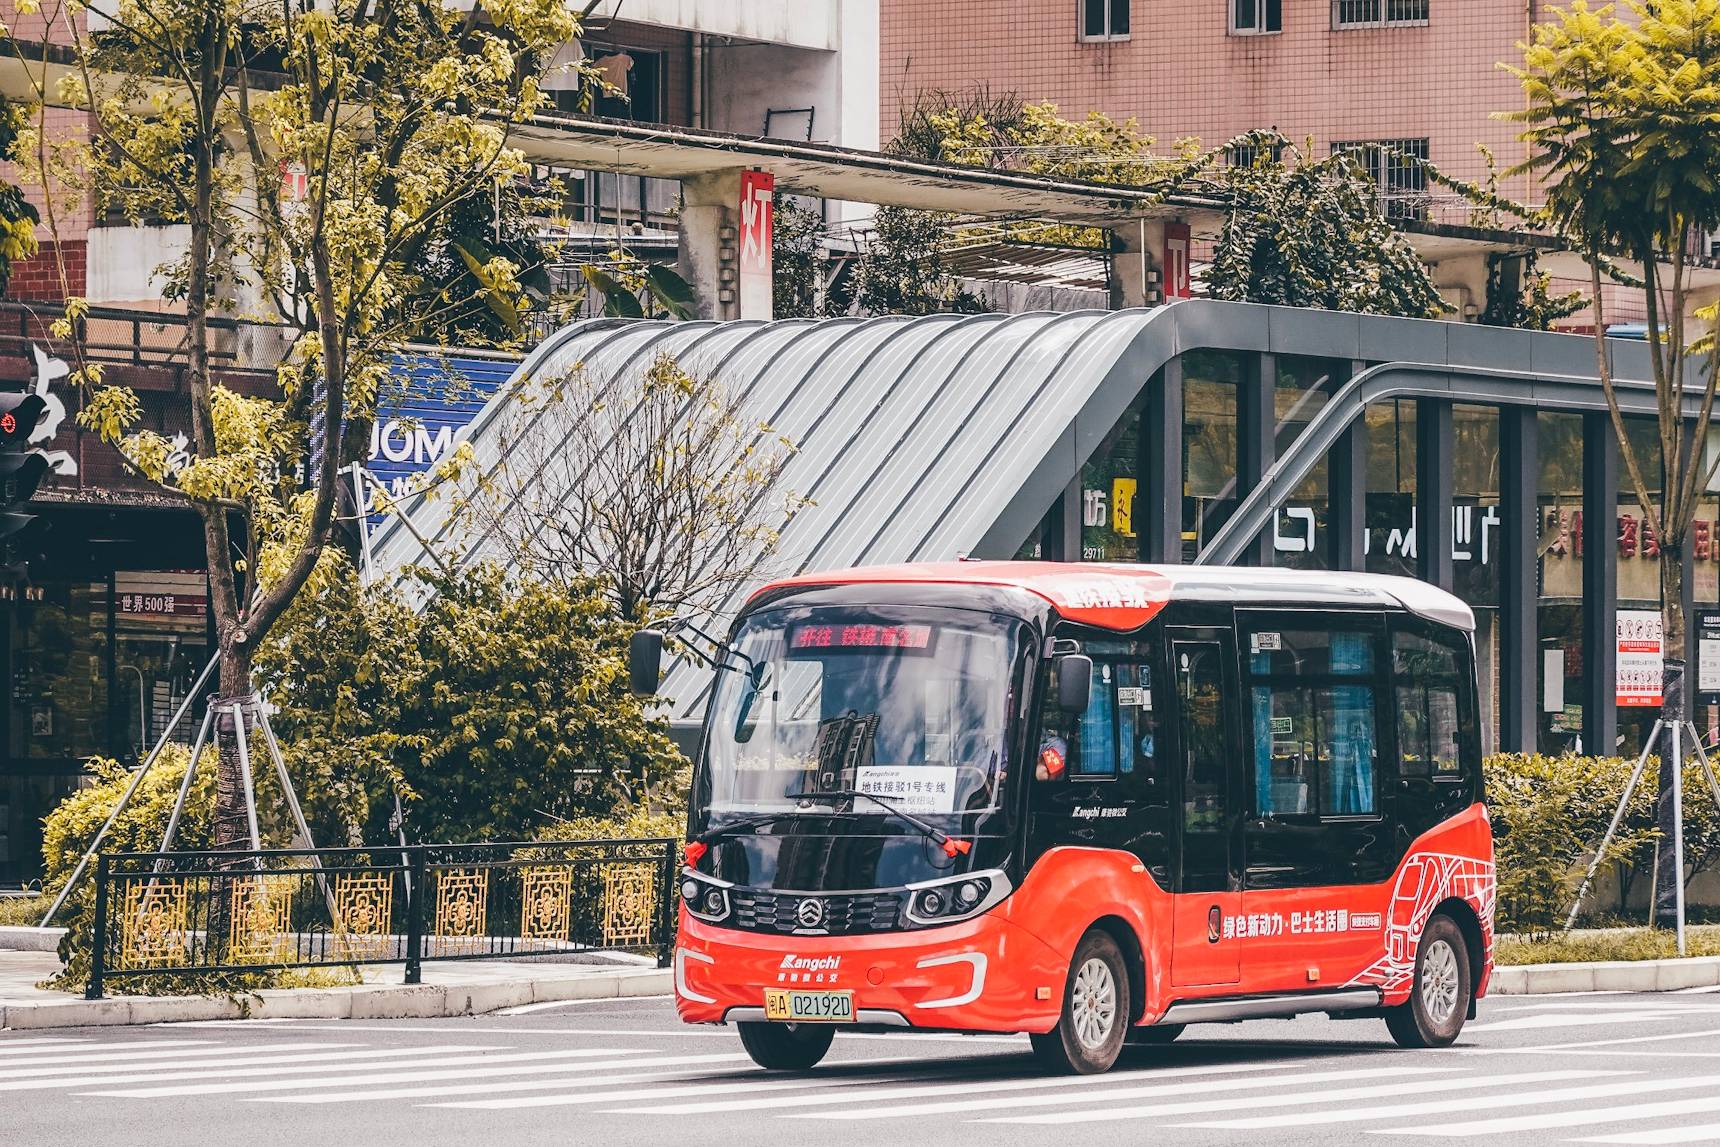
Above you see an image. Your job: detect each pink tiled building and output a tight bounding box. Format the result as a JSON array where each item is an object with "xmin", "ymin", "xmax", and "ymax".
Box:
[{"xmin": 881, "ymin": 0, "xmax": 1539, "ymax": 213}]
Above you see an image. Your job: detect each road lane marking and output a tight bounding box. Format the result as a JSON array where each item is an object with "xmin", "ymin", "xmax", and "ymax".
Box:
[
  {"xmin": 1382, "ymin": 1092, "xmax": 1720, "ymax": 1137},
  {"xmin": 164, "ymin": 1022, "xmax": 1033, "ymax": 1044},
  {"xmin": 980, "ymin": 1070, "xmax": 1614, "ymax": 1126},
  {"xmin": 251, "ymin": 1057, "xmax": 758, "ymax": 1103},
  {"xmin": 0, "ymin": 1038, "xmax": 95, "ymax": 1052},
  {"xmin": 0, "ymin": 1042, "xmax": 372, "ymax": 1078},
  {"xmin": 1672, "ymin": 984, "xmax": 1720, "ymax": 994},
  {"xmin": 495, "ymin": 997, "xmax": 676, "ymax": 1015},
  {"xmin": 1463, "ymin": 1011, "xmax": 1684, "ymax": 1033},
  {"xmin": 1179, "ymin": 1073, "xmax": 1663, "ymax": 1130},
  {"xmin": 0, "ymin": 1041, "xmax": 288, "ymax": 1069},
  {"xmin": 1467, "ymin": 1027, "xmax": 1720, "ymax": 1053},
  {"xmin": 607, "ymin": 1057, "xmax": 1390, "ymax": 1116},
  {"xmin": 431, "ymin": 1070, "xmax": 923, "ymax": 1110},
  {"xmin": 789, "ymin": 1065, "xmax": 1455, "ymax": 1121},
  {"xmin": 0, "ymin": 1044, "xmax": 518, "ymax": 1091},
  {"xmin": 1576, "ymin": 1120, "xmax": 1720, "ymax": 1143},
  {"xmin": 83, "ymin": 1050, "xmax": 734, "ymax": 1098},
  {"xmin": 0, "ymin": 1040, "xmax": 197, "ymax": 1059}
]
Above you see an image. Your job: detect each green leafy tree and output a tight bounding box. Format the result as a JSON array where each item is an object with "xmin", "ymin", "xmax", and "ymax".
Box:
[
  {"xmin": 1205, "ymin": 134, "xmax": 1448, "ymax": 318},
  {"xmin": 258, "ymin": 558, "xmax": 683, "ymax": 846},
  {"xmin": 851, "ymin": 206, "xmax": 987, "ymax": 317},
  {"xmin": 0, "ymin": 94, "xmax": 38, "ymax": 294},
  {"xmin": 15, "ymin": 0, "xmax": 587, "ymax": 857},
  {"xmin": 772, "ymin": 193, "xmax": 824, "ymax": 319},
  {"xmin": 1507, "ymin": 0, "xmax": 1720, "ymax": 928}
]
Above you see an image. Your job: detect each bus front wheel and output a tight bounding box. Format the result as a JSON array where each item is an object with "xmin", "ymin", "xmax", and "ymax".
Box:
[
  {"xmin": 737, "ymin": 1021, "xmax": 835, "ymax": 1070},
  {"xmin": 1030, "ymin": 929, "xmax": 1130, "ymax": 1074},
  {"xmin": 1384, "ymin": 913, "xmax": 1471, "ymax": 1049}
]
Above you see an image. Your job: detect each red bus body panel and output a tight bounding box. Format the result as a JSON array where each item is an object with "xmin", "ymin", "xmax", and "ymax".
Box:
[{"xmin": 675, "ymin": 804, "xmax": 1494, "ymax": 1030}]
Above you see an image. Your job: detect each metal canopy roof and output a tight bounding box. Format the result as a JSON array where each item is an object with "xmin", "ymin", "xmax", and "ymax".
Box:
[{"xmin": 368, "ymin": 299, "xmax": 1656, "ymax": 720}]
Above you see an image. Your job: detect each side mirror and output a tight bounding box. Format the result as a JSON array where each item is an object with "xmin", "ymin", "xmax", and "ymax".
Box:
[
  {"xmin": 629, "ymin": 629, "xmax": 664, "ymax": 696},
  {"xmin": 1055, "ymin": 654, "xmax": 1092, "ymax": 713}
]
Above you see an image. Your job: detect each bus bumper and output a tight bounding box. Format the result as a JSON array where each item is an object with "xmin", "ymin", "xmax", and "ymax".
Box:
[{"xmin": 673, "ymin": 906, "xmax": 1067, "ymax": 1033}]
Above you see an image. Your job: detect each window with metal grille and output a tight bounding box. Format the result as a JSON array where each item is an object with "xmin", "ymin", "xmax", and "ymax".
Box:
[
  {"xmin": 1233, "ymin": 0, "xmax": 1282, "ymax": 34},
  {"xmin": 1331, "ymin": 138, "xmax": 1429, "ymax": 221},
  {"xmin": 1080, "ymin": 0, "xmax": 1131, "ymax": 40},
  {"xmin": 1333, "ymin": 0, "xmax": 1427, "ymax": 28}
]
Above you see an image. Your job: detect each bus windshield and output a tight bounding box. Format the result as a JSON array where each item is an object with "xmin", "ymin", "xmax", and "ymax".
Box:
[{"xmin": 697, "ymin": 607, "xmax": 1022, "ymax": 832}]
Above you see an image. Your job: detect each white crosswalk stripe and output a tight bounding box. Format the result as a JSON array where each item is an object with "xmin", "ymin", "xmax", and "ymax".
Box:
[
  {"xmin": 423, "ymin": 1068, "xmax": 922, "ymax": 1110},
  {"xmin": 1181, "ymin": 1074, "xmax": 1700, "ymax": 1130},
  {"xmin": 1576, "ymin": 1122, "xmax": 1720, "ymax": 1144},
  {"xmin": 0, "ymin": 1040, "xmax": 342, "ymax": 1073},
  {"xmin": 833, "ymin": 1067, "xmax": 1589, "ymax": 1123},
  {"xmin": 0, "ymin": 1044, "xmax": 508, "ymax": 1091},
  {"xmin": 600, "ymin": 1057, "xmax": 1388, "ymax": 1116},
  {"xmin": 1384, "ymin": 1092, "xmax": 1720, "ymax": 1137},
  {"xmin": 252, "ymin": 1057, "xmax": 760, "ymax": 1104}
]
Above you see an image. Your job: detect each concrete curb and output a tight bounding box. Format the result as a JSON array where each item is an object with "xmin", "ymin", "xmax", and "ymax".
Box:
[
  {"xmin": 1490, "ymin": 954, "xmax": 1720, "ymax": 994},
  {"xmin": 0, "ymin": 966, "xmax": 672, "ymax": 1030},
  {"xmin": 0, "ymin": 925, "xmax": 66, "ymax": 953}
]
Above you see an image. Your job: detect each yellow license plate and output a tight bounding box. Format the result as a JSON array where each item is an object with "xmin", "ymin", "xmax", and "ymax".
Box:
[{"xmin": 764, "ymin": 988, "xmax": 854, "ymax": 1022}]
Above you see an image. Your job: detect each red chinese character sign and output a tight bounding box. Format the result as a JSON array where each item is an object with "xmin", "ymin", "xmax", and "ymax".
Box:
[{"xmin": 738, "ymin": 169, "xmax": 774, "ymax": 319}]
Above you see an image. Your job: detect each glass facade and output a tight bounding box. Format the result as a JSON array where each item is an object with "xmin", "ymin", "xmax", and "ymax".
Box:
[
  {"xmin": 1537, "ymin": 411, "xmax": 1585, "ymax": 755},
  {"xmin": 1270, "ymin": 357, "xmax": 1343, "ymax": 570},
  {"xmin": 1182, "ymin": 351, "xmax": 1243, "ymax": 560},
  {"xmin": 1364, "ymin": 399, "xmax": 1417, "ymax": 579}
]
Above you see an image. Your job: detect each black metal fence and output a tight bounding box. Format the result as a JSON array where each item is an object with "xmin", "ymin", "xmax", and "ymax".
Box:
[{"xmin": 86, "ymin": 838, "xmax": 678, "ymax": 999}]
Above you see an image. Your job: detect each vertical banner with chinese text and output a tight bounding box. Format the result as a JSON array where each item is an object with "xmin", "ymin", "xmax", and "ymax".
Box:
[{"xmin": 738, "ymin": 169, "xmax": 775, "ymax": 319}]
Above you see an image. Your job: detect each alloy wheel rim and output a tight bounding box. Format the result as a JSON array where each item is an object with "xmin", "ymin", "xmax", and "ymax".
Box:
[
  {"xmin": 1071, "ymin": 956, "xmax": 1118, "ymax": 1049},
  {"xmin": 1420, "ymin": 938, "xmax": 1461, "ymax": 1025}
]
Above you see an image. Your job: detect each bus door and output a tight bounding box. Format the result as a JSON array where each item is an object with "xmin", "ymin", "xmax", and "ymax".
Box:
[{"xmin": 1168, "ymin": 629, "xmax": 1243, "ymax": 987}]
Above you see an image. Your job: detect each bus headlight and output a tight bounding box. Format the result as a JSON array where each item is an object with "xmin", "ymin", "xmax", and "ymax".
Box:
[
  {"xmin": 904, "ymin": 870, "xmax": 1011, "ymax": 927},
  {"xmin": 681, "ymin": 870, "xmax": 732, "ymax": 923}
]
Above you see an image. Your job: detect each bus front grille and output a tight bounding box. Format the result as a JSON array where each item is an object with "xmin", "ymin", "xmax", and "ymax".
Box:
[{"xmin": 728, "ymin": 889, "xmax": 905, "ymax": 934}]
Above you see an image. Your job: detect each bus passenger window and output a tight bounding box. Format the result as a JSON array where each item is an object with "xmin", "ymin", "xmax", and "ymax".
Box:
[
  {"xmin": 1246, "ymin": 627, "xmax": 1380, "ymax": 818},
  {"xmin": 1394, "ymin": 631, "xmax": 1464, "ymax": 778},
  {"xmin": 1038, "ymin": 650, "xmax": 1159, "ymax": 780},
  {"xmin": 1176, "ymin": 642, "xmax": 1227, "ymax": 831}
]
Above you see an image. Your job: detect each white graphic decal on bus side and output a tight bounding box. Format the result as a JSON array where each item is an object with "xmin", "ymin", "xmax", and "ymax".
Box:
[{"xmin": 1344, "ymin": 850, "xmax": 1497, "ymax": 992}]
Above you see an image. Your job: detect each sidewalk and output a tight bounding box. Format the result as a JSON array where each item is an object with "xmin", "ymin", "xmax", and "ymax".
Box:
[{"xmin": 0, "ymin": 944, "xmax": 671, "ymax": 1030}]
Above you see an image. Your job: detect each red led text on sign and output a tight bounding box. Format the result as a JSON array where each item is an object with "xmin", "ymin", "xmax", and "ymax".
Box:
[{"xmin": 789, "ymin": 624, "xmax": 933, "ymax": 650}]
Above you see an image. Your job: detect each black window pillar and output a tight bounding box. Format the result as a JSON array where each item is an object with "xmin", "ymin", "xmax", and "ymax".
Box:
[
  {"xmin": 1583, "ymin": 411, "xmax": 1618, "ymax": 755},
  {"xmin": 1143, "ymin": 359, "xmax": 1184, "ymax": 564},
  {"xmin": 1416, "ymin": 397, "xmax": 1454, "ymax": 591},
  {"xmin": 1328, "ymin": 360, "xmax": 1368, "ymax": 572},
  {"xmin": 1058, "ymin": 476, "xmax": 1081, "ymax": 562},
  {"xmin": 1238, "ymin": 352, "xmax": 1275, "ymax": 566},
  {"xmin": 1500, "ymin": 404, "xmax": 1538, "ymax": 752}
]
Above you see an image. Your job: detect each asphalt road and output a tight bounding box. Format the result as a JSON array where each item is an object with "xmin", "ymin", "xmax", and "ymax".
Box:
[{"xmin": 8, "ymin": 990, "xmax": 1720, "ymax": 1146}]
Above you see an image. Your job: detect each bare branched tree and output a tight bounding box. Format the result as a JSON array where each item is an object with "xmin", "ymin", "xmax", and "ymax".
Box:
[{"xmin": 441, "ymin": 353, "xmax": 803, "ymax": 623}]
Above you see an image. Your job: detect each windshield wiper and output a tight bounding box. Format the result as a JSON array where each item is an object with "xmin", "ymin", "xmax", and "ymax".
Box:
[
  {"xmin": 806, "ymin": 788, "xmax": 973, "ymax": 858},
  {"xmin": 683, "ymin": 808, "xmax": 858, "ymax": 863}
]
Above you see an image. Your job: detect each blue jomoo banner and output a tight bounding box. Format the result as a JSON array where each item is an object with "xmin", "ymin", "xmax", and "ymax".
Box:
[{"xmin": 360, "ymin": 351, "xmax": 518, "ymax": 526}]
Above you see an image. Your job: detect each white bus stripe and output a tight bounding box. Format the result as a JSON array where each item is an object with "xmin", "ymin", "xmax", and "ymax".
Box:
[
  {"xmin": 253, "ymin": 1056, "xmax": 757, "ymax": 1103},
  {"xmin": 607, "ymin": 1058, "xmax": 1430, "ymax": 1116},
  {"xmin": 1383, "ymin": 1093, "xmax": 1720, "ymax": 1137},
  {"xmin": 981, "ymin": 1070, "xmax": 1615, "ymax": 1126},
  {"xmin": 1182, "ymin": 1074, "xmax": 1687, "ymax": 1131},
  {"xmin": 0, "ymin": 1044, "xmax": 516, "ymax": 1092},
  {"xmin": 430, "ymin": 1070, "xmax": 921, "ymax": 1111}
]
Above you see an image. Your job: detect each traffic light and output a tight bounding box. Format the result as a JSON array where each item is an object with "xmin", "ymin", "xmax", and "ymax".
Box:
[{"xmin": 0, "ymin": 391, "xmax": 47, "ymax": 565}]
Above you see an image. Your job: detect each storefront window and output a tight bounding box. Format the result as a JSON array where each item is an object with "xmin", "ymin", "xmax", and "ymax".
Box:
[
  {"xmin": 1080, "ymin": 393, "xmax": 1145, "ymax": 562},
  {"xmin": 113, "ymin": 571, "xmax": 211, "ymax": 758},
  {"xmin": 1538, "ymin": 412, "xmax": 1585, "ymax": 754},
  {"xmin": 9, "ymin": 580, "xmax": 109, "ymax": 762},
  {"xmin": 1694, "ymin": 429, "xmax": 1720, "ymax": 743},
  {"xmin": 1271, "ymin": 357, "xmax": 1342, "ymax": 570},
  {"xmin": 1452, "ymin": 405, "xmax": 1501, "ymax": 751},
  {"xmin": 1183, "ymin": 351, "xmax": 1242, "ymax": 560},
  {"xmin": 1616, "ymin": 416, "xmax": 1663, "ymax": 758},
  {"xmin": 1365, "ymin": 399, "xmax": 1417, "ymax": 579}
]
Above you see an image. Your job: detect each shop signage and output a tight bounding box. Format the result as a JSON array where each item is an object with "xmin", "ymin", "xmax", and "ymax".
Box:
[
  {"xmin": 360, "ymin": 353, "xmax": 516, "ymax": 523},
  {"xmin": 1617, "ymin": 609, "xmax": 1664, "ymax": 708},
  {"xmin": 738, "ymin": 169, "xmax": 774, "ymax": 317},
  {"xmin": 1699, "ymin": 613, "xmax": 1720, "ymax": 694}
]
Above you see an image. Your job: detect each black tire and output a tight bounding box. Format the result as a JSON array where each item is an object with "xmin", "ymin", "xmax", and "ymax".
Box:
[
  {"xmin": 1030, "ymin": 929, "xmax": 1131, "ymax": 1075},
  {"xmin": 1384, "ymin": 913, "xmax": 1472, "ymax": 1049},
  {"xmin": 737, "ymin": 1021, "xmax": 835, "ymax": 1070},
  {"xmin": 1126, "ymin": 1023, "xmax": 1185, "ymax": 1045}
]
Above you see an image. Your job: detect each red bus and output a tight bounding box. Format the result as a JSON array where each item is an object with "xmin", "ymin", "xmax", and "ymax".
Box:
[{"xmin": 634, "ymin": 562, "xmax": 1494, "ymax": 1075}]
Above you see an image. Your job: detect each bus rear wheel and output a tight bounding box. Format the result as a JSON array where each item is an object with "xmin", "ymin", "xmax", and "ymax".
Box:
[
  {"xmin": 1385, "ymin": 913, "xmax": 1471, "ymax": 1049},
  {"xmin": 1031, "ymin": 929, "xmax": 1130, "ymax": 1075},
  {"xmin": 737, "ymin": 1021, "xmax": 835, "ymax": 1070}
]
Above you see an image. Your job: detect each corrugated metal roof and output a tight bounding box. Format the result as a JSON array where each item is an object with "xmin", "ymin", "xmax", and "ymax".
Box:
[
  {"xmin": 367, "ymin": 299, "xmax": 1646, "ymax": 723},
  {"xmin": 367, "ymin": 308, "xmax": 1165, "ymax": 719}
]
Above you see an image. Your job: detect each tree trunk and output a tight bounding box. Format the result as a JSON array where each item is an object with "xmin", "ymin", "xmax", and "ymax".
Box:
[{"xmin": 1654, "ymin": 553, "xmax": 1687, "ymax": 930}]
